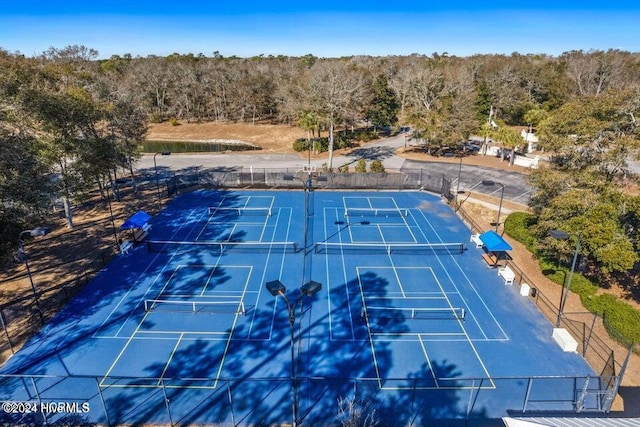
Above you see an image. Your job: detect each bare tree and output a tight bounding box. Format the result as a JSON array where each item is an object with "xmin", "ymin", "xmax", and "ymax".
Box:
[
  {"xmin": 305, "ymin": 60, "xmax": 365, "ymax": 170},
  {"xmin": 336, "ymin": 396, "xmax": 379, "ymax": 427},
  {"xmin": 563, "ymin": 49, "xmax": 631, "ymax": 97}
]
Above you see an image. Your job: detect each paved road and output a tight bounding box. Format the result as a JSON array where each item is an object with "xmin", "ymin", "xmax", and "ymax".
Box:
[{"xmin": 136, "ymin": 134, "xmax": 531, "ymax": 205}]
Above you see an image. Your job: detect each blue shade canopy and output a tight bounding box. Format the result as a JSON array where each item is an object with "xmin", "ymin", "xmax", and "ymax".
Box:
[
  {"xmin": 120, "ymin": 211, "xmax": 151, "ymax": 230},
  {"xmin": 479, "ymin": 230, "xmax": 512, "ymax": 252}
]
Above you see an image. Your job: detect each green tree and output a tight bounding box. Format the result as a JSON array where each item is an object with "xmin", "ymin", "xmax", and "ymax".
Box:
[
  {"xmin": 0, "ymin": 132, "xmax": 53, "ymax": 259},
  {"xmin": 366, "ymin": 74, "xmax": 399, "ymax": 130},
  {"xmin": 296, "ymin": 110, "xmax": 320, "ymax": 156},
  {"xmin": 537, "ymin": 90, "xmax": 640, "ymax": 183},
  {"xmin": 106, "ymin": 98, "xmax": 148, "ymax": 194},
  {"xmin": 21, "ymin": 87, "xmax": 103, "ymax": 228},
  {"xmin": 534, "ymin": 188, "xmax": 638, "ymax": 274},
  {"xmin": 493, "ymin": 122, "xmax": 523, "ymax": 165}
]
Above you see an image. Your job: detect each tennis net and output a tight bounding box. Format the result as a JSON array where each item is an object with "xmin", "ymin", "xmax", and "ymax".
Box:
[
  {"xmin": 144, "ymin": 299, "xmax": 246, "ymax": 315},
  {"xmin": 147, "ymin": 240, "xmax": 298, "ymax": 254},
  {"xmin": 208, "ymin": 206, "xmax": 272, "ymax": 217},
  {"xmin": 314, "ymin": 242, "xmax": 465, "ymax": 255},
  {"xmin": 363, "ymin": 306, "xmax": 466, "ymax": 321},
  {"xmin": 345, "ymin": 208, "xmax": 409, "ymax": 218}
]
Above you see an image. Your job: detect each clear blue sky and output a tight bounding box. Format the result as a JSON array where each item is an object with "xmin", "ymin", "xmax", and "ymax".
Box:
[{"xmin": 1, "ymin": 0, "xmax": 638, "ymax": 58}]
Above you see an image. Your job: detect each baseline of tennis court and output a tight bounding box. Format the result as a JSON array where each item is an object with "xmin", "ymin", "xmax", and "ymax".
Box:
[{"xmin": 0, "ymin": 190, "xmax": 598, "ymax": 426}]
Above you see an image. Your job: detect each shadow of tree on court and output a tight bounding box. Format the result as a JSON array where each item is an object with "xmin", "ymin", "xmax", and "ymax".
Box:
[
  {"xmin": 0, "ymin": 190, "xmax": 488, "ymax": 426},
  {"xmin": 93, "ymin": 268, "xmax": 480, "ymax": 426}
]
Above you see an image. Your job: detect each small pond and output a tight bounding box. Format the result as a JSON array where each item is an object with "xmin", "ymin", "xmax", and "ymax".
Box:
[{"xmin": 141, "ymin": 140, "xmax": 261, "ymax": 153}]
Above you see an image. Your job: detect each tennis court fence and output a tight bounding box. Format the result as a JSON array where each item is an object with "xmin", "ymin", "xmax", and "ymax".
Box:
[
  {"xmin": 0, "ymin": 373, "xmax": 619, "ymax": 426},
  {"xmin": 165, "ymin": 167, "xmax": 454, "ymax": 198}
]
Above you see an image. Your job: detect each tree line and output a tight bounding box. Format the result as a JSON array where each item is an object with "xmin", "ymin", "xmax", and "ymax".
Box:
[{"xmin": 1, "ymin": 45, "xmax": 640, "ymax": 293}]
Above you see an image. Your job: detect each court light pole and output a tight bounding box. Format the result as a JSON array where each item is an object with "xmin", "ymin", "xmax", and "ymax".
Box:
[
  {"xmin": 18, "ymin": 227, "xmax": 51, "ymax": 325},
  {"xmin": 153, "ymin": 151, "xmax": 171, "ymax": 210},
  {"xmin": 481, "ymin": 180, "xmax": 505, "ymax": 232},
  {"xmin": 284, "ymin": 173, "xmax": 326, "ymax": 252},
  {"xmin": 550, "ymin": 230, "xmax": 581, "ymax": 327},
  {"xmin": 265, "ymin": 279, "xmax": 322, "ymax": 427},
  {"xmin": 455, "ymin": 155, "xmax": 464, "ymax": 207}
]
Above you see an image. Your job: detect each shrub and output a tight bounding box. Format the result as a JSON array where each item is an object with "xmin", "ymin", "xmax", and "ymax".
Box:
[
  {"xmin": 504, "ymin": 211, "xmax": 640, "ymax": 347},
  {"xmin": 168, "ymin": 118, "xmax": 180, "ymax": 126},
  {"xmin": 503, "ymin": 212, "xmax": 537, "ymax": 252},
  {"xmin": 292, "ymin": 137, "xmax": 329, "ymax": 153},
  {"xmin": 355, "ymin": 159, "xmax": 367, "ymax": 173},
  {"xmin": 334, "ymin": 133, "xmax": 355, "ymax": 150},
  {"xmin": 338, "ymin": 164, "xmax": 349, "ymax": 173},
  {"xmin": 292, "ymin": 138, "xmax": 309, "ymax": 152},
  {"xmin": 369, "ymin": 160, "xmax": 385, "ymax": 173}
]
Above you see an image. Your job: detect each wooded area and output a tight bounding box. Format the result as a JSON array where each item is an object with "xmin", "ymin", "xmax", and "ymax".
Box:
[{"xmin": 1, "ymin": 46, "xmax": 640, "ymax": 298}]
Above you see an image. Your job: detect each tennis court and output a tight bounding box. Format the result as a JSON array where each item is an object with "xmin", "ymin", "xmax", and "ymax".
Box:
[{"xmin": 0, "ymin": 189, "xmax": 598, "ymax": 426}]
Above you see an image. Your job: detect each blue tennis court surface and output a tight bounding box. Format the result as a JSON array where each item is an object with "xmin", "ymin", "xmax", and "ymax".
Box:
[{"xmin": 0, "ymin": 189, "xmax": 597, "ymax": 425}]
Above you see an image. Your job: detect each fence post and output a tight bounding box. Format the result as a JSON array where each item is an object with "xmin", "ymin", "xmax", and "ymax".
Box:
[
  {"xmin": 605, "ymin": 343, "xmax": 636, "ymax": 413},
  {"xmin": 161, "ymin": 379, "xmax": 174, "ymax": 426},
  {"xmin": 522, "ymin": 377, "xmax": 533, "ymax": 413},
  {"xmin": 227, "ymin": 380, "xmax": 236, "ymax": 426},
  {"xmin": 576, "ymin": 375, "xmax": 590, "ymax": 412},
  {"xmin": 95, "ymin": 377, "xmax": 112, "ymax": 426},
  {"xmin": 0, "ymin": 309, "xmax": 14, "ymax": 354},
  {"xmin": 30, "ymin": 376, "xmax": 48, "ymax": 425},
  {"xmin": 583, "ymin": 313, "xmax": 598, "ymax": 358}
]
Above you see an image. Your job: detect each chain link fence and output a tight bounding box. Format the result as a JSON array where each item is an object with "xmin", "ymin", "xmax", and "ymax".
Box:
[
  {"xmin": 166, "ymin": 167, "xmax": 454, "ymax": 198},
  {"xmin": 0, "ymin": 373, "xmax": 615, "ymax": 426}
]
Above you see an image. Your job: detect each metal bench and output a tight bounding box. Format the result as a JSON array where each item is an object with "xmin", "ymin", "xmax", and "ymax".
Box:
[
  {"xmin": 470, "ymin": 234, "xmax": 484, "ymax": 248},
  {"xmin": 498, "ymin": 266, "xmax": 515, "ymax": 285},
  {"xmin": 120, "ymin": 240, "xmax": 133, "ymax": 254}
]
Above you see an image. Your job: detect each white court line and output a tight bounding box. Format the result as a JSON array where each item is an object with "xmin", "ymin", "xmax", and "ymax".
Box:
[
  {"xmin": 247, "ymin": 205, "xmax": 294, "ymax": 338},
  {"xmin": 259, "ymin": 196, "xmax": 276, "ymax": 242},
  {"xmin": 411, "ymin": 208, "xmax": 498, "ymax": 387},
  {"xmin": 100, "ymin": 305, "xmax": 156, "ymax": 386},
  {"xmin": 414, "ymin": 208, "xmax": 508, "ymax": 341},
  {"xmin": 324, "ymin": 206, "xmax": 356, "ymax": 341},
  {"xmin": 101, "ymin": 194, "xmax": 279, "ymax": 390},
  {"xmin": 393, "ymin": 199, "xmax": 418, "ymax": 243},
  {"xmin": 375, "ymin": 225, "xmax": 406, "ymax": 298},
  {"xmin": 94, "ymin": 206, "xmax": 207, "ymax": 339},
  {"xmin": 158, "ymin": 333, "xmax": 184, "ymax": 386},
  {"xmin": 418, "ymin": 335, "xmax": 437, "ymax": 386},
  {"xmin": 358, "ymin": 198, "xmax": 495, "ymax": 388}
]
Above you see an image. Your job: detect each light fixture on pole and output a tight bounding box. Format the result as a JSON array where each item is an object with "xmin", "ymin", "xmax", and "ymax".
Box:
[
  {"xmin": 481, "ymin": 180, "xmax": 505, "ymax": 232},
  {"xmin": 265, "ymin": 279, "xmax": 322, "ymax": 427},
  {"xmin": 283, "ymin": 173, "xmax": 326, "ymax": 251},
  {"xmin": 549, "ymin": 229, "xmax": 580, "ymax": 327},
  {"xmin": 18, "ymin": 227, "xmax": 51, "ymax": 324},
  {"xmin": 153, "ymin": 151, "xmax": 171, "ymax": 209}
]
